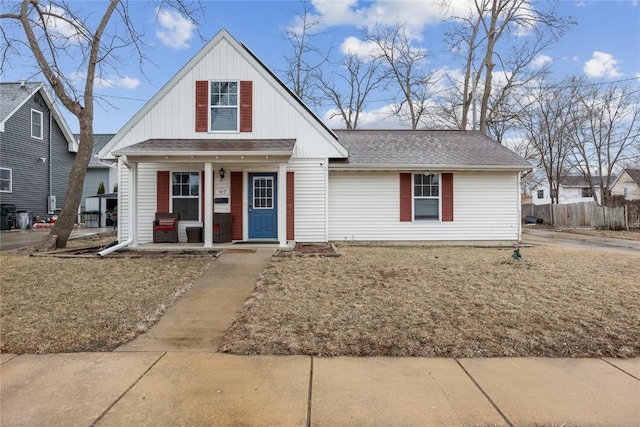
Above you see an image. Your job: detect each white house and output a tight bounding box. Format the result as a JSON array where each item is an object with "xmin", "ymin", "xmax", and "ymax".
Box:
[
  {"xmin": 611, "ymin": 168, "xmax": 640, "ymax": 200},
  {"xmin": 532, "ymin": 175, "xmax": 612, "ymax": 206},
  {"xmin": 99, "ymin": 29, "xmax": 531, "ymax": 248}
]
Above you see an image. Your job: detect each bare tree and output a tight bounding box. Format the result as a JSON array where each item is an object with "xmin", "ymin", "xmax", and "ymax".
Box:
[
  {"xmin": 366, "ymin": 22, "xmax": 440, "ymax": 129},
  {"xmin": 282, "ymin": 0, "xmax": 329, "ymax": 106},
  {"xmin": 568, "ymin": 79, "xmax": 640, "ymax": 205},
  {"xmin": 1, "ymin": 0, "xmax": 202, "ymax": 249},
  {"xmin": 442, "ymin": 0, "xmax": 574, "ymax": 133},
  {"xmin": 517, "ymin": 76, "xmax": 579, "ymax": 222},
  {"xmin": 315, "ymin": 51, "xmax": 387, "ymax": 129}
]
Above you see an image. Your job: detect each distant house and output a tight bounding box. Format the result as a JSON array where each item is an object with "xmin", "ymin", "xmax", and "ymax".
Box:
[
  {"xmin": 0, "ymin": 82, "xmax": 78, "ymax": 221},
  {"xmin": 610, "ymin": 168, "xmax": 640, "ymax": 200},
  {"xmin": 532, "ymin": 175, "xmax": 614, "ymax": 206},
  {"xmin": 99, "ymin": 29, "xmax": 530, "ymax": 247},
  {"xmin": 77, "ymin": 133, "xmax": 117, "ymax": 210}
]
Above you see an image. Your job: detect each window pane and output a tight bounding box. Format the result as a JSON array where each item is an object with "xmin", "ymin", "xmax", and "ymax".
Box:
[
  {"xmin": 211, "ymin": 108, "xmax": 237, "ymax": 131},
  {"xmin": 415, "ymin": 199, "xmax": 439, "ymax": 220},
  {"xmin": 0, "ymin": 182, "xmax": 8, "ymax": 192},
  {"xmin": 0, "ymin": 169, "xmax": 9, "ymax": 179},
  {"xmin": 173, "ymin": 198, "xmax": 198, "ymax": 221}
]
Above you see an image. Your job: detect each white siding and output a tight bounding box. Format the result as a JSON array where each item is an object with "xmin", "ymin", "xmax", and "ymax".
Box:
[
  {"xmin": 611, "ymin": 171, "xmax": 640, "ymax": 200},
  {"xmin": 328, "ymin": 171, "xmax": 521, "ymax": 242},
  {"xmin": 289, "ymin": 158, "xmax": 328, "ymax": 242},
  {"xmin": 111, "ymin": 37, "xmax": 345, "ymax": 159}
]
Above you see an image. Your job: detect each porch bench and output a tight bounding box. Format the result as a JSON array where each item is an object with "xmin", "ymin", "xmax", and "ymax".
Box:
[{"xmin": 153, "ymin": 213, "xmax": 179, "ymax": 243}]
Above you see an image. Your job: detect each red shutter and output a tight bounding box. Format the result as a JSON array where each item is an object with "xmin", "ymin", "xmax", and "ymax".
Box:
[
  {"xmin": 230, "ymin": 172, "xmax": 243, "ymax": 240},
  {"xmin": 399, "ymin": 173, "xmax": 412, "ymax": 222},
  {"xmin": 200, "ymin": 171, "xmax": 205, "ymax": 221},
  {"xmin": 240, "ymin": 81, "xmax": 253, "ymax": 132},
  {"xmin": 157, "ymin": 171, "xmax": 170, "ymax": 213},
  {"xmin": 287, "ymin": 171, "xmax": 295, "ymax": 240},
  {"xmin": 195, "ymin": 81, "xmax": 208, "ymax": 132},
  {"xmin": 442, "ymin": 173, "xmax": 454, "ymax": 222}
]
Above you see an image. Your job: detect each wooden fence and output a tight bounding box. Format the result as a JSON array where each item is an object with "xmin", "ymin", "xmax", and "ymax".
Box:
[{"xmin": 522, "ymin": 200, "xmax": 640, "ymax": 230}]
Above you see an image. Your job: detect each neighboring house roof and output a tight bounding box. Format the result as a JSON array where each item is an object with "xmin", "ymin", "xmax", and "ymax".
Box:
[
  {"xmin": 0, "ymin": 81, "xmax": 78, "ymax": 152},
  {"xmin": 330, "ymin": 130, "xmax": 532, "ymax": 171},
  {"xmin": 619, "ymin": 168, "xmax": 640, "ymax": 186},
  {"xmin": 74, "ymin": 133, "xmax": 116, "ymax": 167},
  {"xmin": 99, "ymin": 29, "xmax": 346, "ymax": 160},
  {"xmin": 114, "ymin": 138, "xmax": 296, "ymax": 157},
  {"xmin": 562, "ymin": 175, "xmax": 613, "ymax": 187}
]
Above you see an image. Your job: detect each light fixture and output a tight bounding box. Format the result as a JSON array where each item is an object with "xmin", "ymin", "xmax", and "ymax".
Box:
[
  {"xmin": 39, "ymin": 157, "xmax": 47, "ymax": 163},
  {"xmin": 219, "ymin": 168, "xmax": 225, "ymax": 180}
]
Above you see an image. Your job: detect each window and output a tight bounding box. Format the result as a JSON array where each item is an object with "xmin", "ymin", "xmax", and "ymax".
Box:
[
  {"xmin": 414, "ymin": 173, "xmax": 440, "ymax": 220},
  {"xmin": 0, "ymin": 168, "xmax": 11, "ymax": 193},
  {"xmin": 537, "ymin": 190, "xmax": 544, "ymax": 199},
  {"xmin": 252, "ymin": 177, "xmax": 274, "ymax": 208},
  {"xmin": 171, "ymin": 172, "xmax": 199, "ymax": 221},
  {"xmin": 31, "ymin": 109, "xmax": 43, "ymax": 139},
  {"xmin": 581, "ymin": 187, "xmax": 593, "ymax": 198},
  {"xmin": 210, "ymin": 81, "xmax": 238, "ymax": 131}
]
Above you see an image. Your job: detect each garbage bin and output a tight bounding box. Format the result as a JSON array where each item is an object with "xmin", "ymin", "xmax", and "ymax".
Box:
[
  {"xmin": 16, "ymin": 211, "xmax": 33, "ymax": 229},
  {"xmin": 0, "ymin": 204, "xmax": 16, "ymax": 230}
]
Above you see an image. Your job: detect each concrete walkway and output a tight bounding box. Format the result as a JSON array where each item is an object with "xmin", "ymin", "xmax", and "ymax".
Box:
[
  {"xmin": 523, "ymin": 228, "xmax": 640, "ymax": 255},
  {"xmin": 1, "ymin": 248, "xmax": 639, "ymax": 426}
]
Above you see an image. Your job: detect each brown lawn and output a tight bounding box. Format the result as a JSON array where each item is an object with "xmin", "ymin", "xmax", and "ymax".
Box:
[{"xmin": 221, "ymin": 244, "xmax": 640, "ymax": 358}]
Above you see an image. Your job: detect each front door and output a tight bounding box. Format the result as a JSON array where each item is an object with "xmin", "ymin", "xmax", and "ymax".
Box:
[{"xmin": 248, "ymin": 173, "xmax": 277, "ymax": 239}]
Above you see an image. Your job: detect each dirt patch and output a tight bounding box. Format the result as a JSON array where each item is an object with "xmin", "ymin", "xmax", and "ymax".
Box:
[
  {"xmin": 276, "ymin": 243, "xmax": 339, "ymax": 257},
  {"xmin": 221, "ymin": 244, "xmax": 640, "ymax": 358}
]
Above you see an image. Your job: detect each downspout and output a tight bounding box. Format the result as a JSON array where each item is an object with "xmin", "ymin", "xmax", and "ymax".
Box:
[
  {"xmin": 49, "ymin": 109, "xmax": 53, "ymax": 204},
  {"xmin": 99, "ymin": 156, "xmax": 132, "ymax": 256}
]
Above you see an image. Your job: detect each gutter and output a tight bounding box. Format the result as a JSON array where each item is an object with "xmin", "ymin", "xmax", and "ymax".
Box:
[
  {"xmin": 99, "ymin": 155, "xmax": 133, "ymax": 256},
  {"xmin": 98, "ymin": 239, "xmax": 132, "ymax": 257}
]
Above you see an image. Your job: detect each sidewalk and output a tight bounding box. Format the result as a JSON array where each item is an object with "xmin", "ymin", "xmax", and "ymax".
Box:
[
  {"xmin": 0, "ymin": 227, "xmax": 113, "ymax": 251},
  {"xmin": 1, "ymin": 249, "xmax": 639, "ymax": 426}
]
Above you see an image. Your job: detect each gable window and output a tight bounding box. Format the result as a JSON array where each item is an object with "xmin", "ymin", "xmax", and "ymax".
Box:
[
  {"xmin": 31, "ymin": 109, "xmax": 43, "ymax": 139},
  {"xmin": 0, "ymin": 168, "xmax": 11, "ymax": 193},
  {"xmin": 537, "ymin": 190, "xmax": 544, "ymax": 199},
  {"xmin": 581, "ymin": 187, "xmax": 593, "ymax": 198},
  {"xmin": 210, "ymin": 81, "xmax": 238, "ymax": 131},
  {"xmin": 172, "ymin": 172, "xmax": 200, "ymax": 221},
  {"xmin": 414, "ymin": 173, "xmax": 440, "ymax": 220}
]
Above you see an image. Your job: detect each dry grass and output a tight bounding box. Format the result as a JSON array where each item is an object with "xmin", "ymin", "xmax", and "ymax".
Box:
[
  {"xmin": 0, "ymin": 242, "xmax": 214, "ymax": 354},
  {"xmin": 221, "ymin": 244, "xmax": 640, "ymax": 358}
]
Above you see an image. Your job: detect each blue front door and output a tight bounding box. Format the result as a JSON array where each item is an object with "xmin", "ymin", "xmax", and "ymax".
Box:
[{"xmin": 248, "ymin": 173, "xmax": 277, "ymax": 239}]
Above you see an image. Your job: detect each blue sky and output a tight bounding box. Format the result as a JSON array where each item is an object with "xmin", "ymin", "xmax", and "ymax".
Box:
[{"xmin": 2, "ymin": 0, "xmax": 639, "ymax": 133}]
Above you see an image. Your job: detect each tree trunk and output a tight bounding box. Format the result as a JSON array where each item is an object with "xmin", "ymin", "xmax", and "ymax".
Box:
[{"xmin": 40, "ymin": 113, "xmax": 93, "ymax": 250}]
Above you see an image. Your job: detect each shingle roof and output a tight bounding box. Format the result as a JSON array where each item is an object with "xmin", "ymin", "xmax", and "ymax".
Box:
[
  {"xmin": 624, "ymin": 168, "xmax": 640, "ymax": 185},
  {"xmin": 75, "ymin": 133, "xmax": 116, "ymax": 167},
  {"xmin": 562, "ymin": 175, "xmax": 613, "ymax": 187},
  {"xmin": 114, "ymin": 138, "xmax": 296, "ymax": 156},
  {"xmin": 0, "ymin": 82, "xmax": 43, "ymax": 122},
  {"xmin": 331, "ymin": 130, "xmax": 531, "ymax": 170}
]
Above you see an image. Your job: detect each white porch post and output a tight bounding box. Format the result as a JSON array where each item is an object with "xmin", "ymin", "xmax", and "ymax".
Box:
[
  {"xmin": 128, "ymin": 159, "xmax": 138, "ymax": 247},
  {"xmin": 204, "ymin": 162, "xmax": 213, "ymax": 247},
  {"xmin": 278, "ymin": 162, "xmax": 287, "ymax": 248}
]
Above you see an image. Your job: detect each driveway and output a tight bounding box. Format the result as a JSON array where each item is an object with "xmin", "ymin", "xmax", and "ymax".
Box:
[
  {"xmin": 0, "ymin": 228, "xmax": 112, "ymax": 251},
  {"xmin": 522, "ymin": 228, "xmax": 640, "ymax": 255}
]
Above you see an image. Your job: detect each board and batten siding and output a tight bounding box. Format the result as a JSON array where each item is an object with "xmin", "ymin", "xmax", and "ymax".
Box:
[
  {"xmin": 328, "ymin": 171, "xmax": 521, "ymax": 242},
  {"xmin": 111, "ymin": 38, "xmax": 344, "ymax": 160},
  {"xmin": 288, "ymin": 158, "xmax": 328, "ymax": 242}
]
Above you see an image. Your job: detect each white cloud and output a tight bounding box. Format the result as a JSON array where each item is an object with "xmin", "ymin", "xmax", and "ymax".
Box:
[
  {"xmin": 73, "ymin": 72, "xmax": 140, "ymax": 89},
  {"xmin": 155, "ymin": 8, "xmax": 195, "ymax": 50},
  {"xmin": 42, "ymin": 5, "xmax": 89, "ymax": 43},
  {"xmin": 584, "ymin": 51, "xmax": 622, "ymax": 78},
  {"xmin": 340, "ymin": 36, "xmax": 380, "ymax": 58},
  {"xmin": 322, "ymin": 104, "xmax": 405, "ymax": 129},
  {"xmin": 531, "ymin": 54, "xmax": 552, "ymax": 69}
]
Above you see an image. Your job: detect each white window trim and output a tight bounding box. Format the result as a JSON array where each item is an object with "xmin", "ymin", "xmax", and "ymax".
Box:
[
  {"xmin": 0, "ymin": 167, "xmax": 12, "ymax": 193},
  {"xmin": 170, "ymin": 171, "xmax": 201, "ymax": 221},
  {"xmin": 209, "ymin": 80, "xmax": 240, "ymax": 133},
  {"xmin": 413, "ymin": 173, "xmax": 441, "ymax": 221},
  {"xmin": 31, "ymin": 109, "xmax": 44, "ymax": 139}
]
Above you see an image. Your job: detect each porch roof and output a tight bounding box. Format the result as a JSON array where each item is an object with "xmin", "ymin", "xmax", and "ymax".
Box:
[{"xmin": 113, "ymin": 138, "xmax": 296, "ymax": 157}]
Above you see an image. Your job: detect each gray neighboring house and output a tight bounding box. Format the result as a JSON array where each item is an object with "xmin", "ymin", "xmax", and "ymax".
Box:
[
  {"xmin": 77, "ymin": 133, "xmax": 117, "ymax": 210},
  {"xmin": 0, "ymin": 81, "xmax": 78, "ymax": 222}
]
